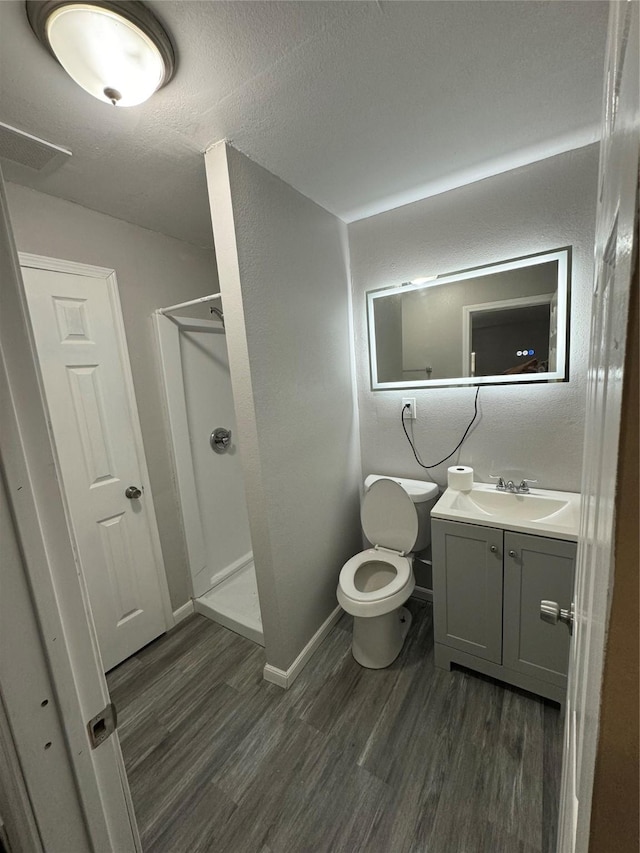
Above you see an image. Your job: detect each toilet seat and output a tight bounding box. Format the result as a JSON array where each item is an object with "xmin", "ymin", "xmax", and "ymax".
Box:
[
  {"xmin": 339, "ymin": 548, "xmax": 411, "ymax": 602},
  {"xmin": 360, "ymin": 478, "xmax": 419, "ymax": 554},
  {"xmin": 338, "ymin": 480, "xmax": 420, "ymax": 619},
  {"xmin": 337, "ymin": 548, "xmax": 415, "ymax": 618}
]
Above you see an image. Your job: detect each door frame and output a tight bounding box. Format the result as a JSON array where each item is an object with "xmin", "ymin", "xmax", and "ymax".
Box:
[
  {"xmin": 556, "ymin": 1, "xmax": 639, "ymax": 849},
  {"xmin": 19, "ymin": 252, "xmax": 174, "ymax": 638},
  {"xmin": 461, "ymin": 292, "xmax": 554, "ymax": 376},
  {"xmin": 1, "ymin": 177, "xmax": 140, "ymax": 850}
]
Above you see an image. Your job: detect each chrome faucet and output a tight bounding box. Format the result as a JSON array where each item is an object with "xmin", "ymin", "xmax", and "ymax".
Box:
[{"xmin": 491, "ymin": 475, "xmax": 537, "ymax": 494}]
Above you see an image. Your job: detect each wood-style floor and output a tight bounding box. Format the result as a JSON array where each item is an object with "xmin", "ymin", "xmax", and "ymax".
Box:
[{"xmin": 107, "ymin": 601, "xmax": 563, "ymax": 853}]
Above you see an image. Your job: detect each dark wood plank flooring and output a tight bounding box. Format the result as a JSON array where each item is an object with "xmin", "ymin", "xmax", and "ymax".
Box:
[{"xmin": 107, "ymin": 601, "xmax": 562, "ymax": 853}]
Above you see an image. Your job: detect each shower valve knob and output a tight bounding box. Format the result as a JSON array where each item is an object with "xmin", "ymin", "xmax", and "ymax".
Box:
[{"xmin": 210, "ymin": 427, "xmax": 232, "ymax": 453}]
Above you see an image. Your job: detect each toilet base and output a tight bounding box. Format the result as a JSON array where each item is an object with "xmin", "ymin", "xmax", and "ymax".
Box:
[{"xmin": 351, "ymin": 606, "xmax": 412, "ymax": 669}]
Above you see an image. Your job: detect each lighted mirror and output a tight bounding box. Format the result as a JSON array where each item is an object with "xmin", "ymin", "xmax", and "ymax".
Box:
[{"xmin": 367, "ymin": 248, "xmax": 570, "ymax": 389}]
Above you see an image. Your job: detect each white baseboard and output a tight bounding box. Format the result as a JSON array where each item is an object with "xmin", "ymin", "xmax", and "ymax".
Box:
[
  {"xmin": 172, "ymin": 600, "xmax": 194, "ymax": 625},
  {"xmin": 263, "ymin": 664, "xmax": 289, "ymax": 689},
  {"xmin": 411, "ymin": 585, "xmax": 433, "ymax": 602},
  {"xmin": 263, "ymin": 605, "xmax": 343, "ymax": 690}
]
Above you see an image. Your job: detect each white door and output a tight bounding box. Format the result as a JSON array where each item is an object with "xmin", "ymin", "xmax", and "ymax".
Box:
[
  {"xmin": 22, "ymin": 259, "xmax": 170, "ymax": 671},
  {"xmin": 2, "ymin": 178, "xmax": 139, "ymax": 849},
  {"xmin": 557, "ymin": 2, "xmax": 639, "ymax": 850}
]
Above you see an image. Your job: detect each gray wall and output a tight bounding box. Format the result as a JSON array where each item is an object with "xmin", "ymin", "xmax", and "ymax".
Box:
[
  {"xmin": 205, "ymin": 143, "xmax": 362, "ymax": 672},
  {"xmin": 5, "ymin": 183, "xmax": 217, "ymax": 609},
  {"xmin": 348, "ymin": 145, "xmax": 599, "ymax": 494}
]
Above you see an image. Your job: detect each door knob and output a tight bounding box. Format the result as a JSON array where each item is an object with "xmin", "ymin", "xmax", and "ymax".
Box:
[
  {"xmin": 540, "ymin": 600, "xmax": 574, "ymax": 635},
  {"xmin": 125, "ymin": 486, "xmax": 142, "ymax": 499},
  {"xmin": 508, "ymin": 550, "xmax": 517, "ymax": 558},
  {"xmin": 489, "ymin": 545, "xmax": 498, "ymax": 553}
]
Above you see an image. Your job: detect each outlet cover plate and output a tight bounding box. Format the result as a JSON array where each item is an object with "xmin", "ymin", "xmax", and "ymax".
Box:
[{"xmin": 402, "ymin": 397, "xmax": 417, "ymax": 419}]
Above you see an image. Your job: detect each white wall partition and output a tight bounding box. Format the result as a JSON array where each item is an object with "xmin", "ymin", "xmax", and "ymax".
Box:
[
  {"xmin": 204, "ymin": 142, "xmax": 362, "ymax": 678},
  {"xmin": 154, "ymin": 312, "xmax": 262, "ymax": 644}
]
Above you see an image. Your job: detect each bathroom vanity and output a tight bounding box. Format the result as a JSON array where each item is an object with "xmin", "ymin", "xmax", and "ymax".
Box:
[{"xmin": 431, "ymin": 483, "xmax": 580, "ymax": 705}]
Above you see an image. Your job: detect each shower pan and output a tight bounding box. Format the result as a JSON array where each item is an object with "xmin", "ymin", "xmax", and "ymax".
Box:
[{"xmin": 154, "ymin": 297, "xmax": 263, "ymax": 645}]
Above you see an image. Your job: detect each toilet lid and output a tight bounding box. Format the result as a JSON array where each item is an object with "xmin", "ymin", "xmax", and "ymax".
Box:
[{"xmin": 361, "ymin": 478, "xmax": 419, "ymax": 553}]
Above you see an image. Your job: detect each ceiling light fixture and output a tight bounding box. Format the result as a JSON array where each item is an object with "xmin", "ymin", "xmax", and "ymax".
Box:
[{"xmin": 26, "ymin": 1, "xmax": 176, "ymax": 107}]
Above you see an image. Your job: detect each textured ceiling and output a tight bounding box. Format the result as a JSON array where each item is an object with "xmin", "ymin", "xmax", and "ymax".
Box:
[{"xmin": 0, "ymin": 1, "xmax": 608, "ymax": 248}]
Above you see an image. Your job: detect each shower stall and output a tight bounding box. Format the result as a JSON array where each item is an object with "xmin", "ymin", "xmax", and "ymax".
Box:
[{"xmin": 154, "ymin": 295, "xmax": 263, "ymax": 645}]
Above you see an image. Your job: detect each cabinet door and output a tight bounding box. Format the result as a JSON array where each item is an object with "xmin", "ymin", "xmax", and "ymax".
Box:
[
  {"xmin": 503, "ymin": 532, "xmax": 575, "ymax": 687},
  {"xmin": 432, "ymin": 520, "xmax": 503, "ymax": 664}
]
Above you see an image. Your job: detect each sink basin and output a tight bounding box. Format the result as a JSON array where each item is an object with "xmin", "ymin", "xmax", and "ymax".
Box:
[
  {"xmin": 432, "ymin": 483, "xmax": 581, "ymax": 540},
  {"xmin": 451, "ymin": 489, "xmax": 570, "ymax": 521}
]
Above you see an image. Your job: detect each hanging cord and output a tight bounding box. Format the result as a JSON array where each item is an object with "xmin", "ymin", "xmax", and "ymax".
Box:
[{"xmin": 401, "ymin": 385, "xmax": 480, "ymax": 469}]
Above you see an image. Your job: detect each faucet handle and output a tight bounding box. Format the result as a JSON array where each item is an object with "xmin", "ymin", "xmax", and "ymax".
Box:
[
  {"xmin": 518, "ymin": 478, "xmax": 538, "ymax": 493},
  {"xmin": 489, "ymin": 474, "xmax": 506, "ymax": 490}
]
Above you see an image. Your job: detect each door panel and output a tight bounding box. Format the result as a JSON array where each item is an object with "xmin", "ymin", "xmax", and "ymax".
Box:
[
  {"xmin": 557, "ymin": 4, "xmax": 639, "ymax": 849},
  {"xmin": 22, "ymin": 264, "xmax": 167, "ymax": 671},
  {"xmin": 66, "ymin": 363, "xmax": 117, "ymax": 484},
  {"xmin": 2, "ymin": 188, "xmax": 139, "ymax": 851},
  {"xmin": 432, "ymin": 519, "xmax": 503, "ymax": 664},
  {"xmin": 503, "ymin": 532, "xmax": 575, "ymax": 687}
]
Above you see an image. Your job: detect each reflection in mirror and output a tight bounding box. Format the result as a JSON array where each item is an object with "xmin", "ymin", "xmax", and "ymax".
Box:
[{"xmin": 368, "ymin": 248, "xmax": 570, "ymax": 389}]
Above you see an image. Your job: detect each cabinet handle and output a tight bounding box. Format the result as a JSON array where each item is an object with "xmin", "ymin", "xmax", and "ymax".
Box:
[
  {"xmin": 508, "ymin": 550, "xmax": 517, "ymax": 558},
  {"xmin": 490, "ymin": 545, "xmax": 498, "ymax": 553}
]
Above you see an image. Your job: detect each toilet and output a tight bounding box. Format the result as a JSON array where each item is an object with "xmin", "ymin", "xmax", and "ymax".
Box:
[{"xmin": 337, "ymin": 474, "xmax": 439, "ymax": 669}]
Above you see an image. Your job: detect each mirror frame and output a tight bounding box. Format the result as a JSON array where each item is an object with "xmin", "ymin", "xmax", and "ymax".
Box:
[{"xmin": 367, "ymin": 247, "xmax": 571, "ymax": 390}]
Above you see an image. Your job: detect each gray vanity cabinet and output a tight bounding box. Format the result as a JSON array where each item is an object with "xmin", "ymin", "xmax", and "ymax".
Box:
[
  {"xmin": 432, "ymin": 520, "xmax": 503, "ymax": 664},
  {"xmin": 503, "ymin": 532, "xmax": 575, "ymax": 687},
  {"xmin": 432, "ymin": 519, "xmax": 576, "ymax": 704}
]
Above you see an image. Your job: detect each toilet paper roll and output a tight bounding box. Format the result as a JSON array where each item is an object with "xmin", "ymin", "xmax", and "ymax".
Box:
[{"xmin": 447, "ymin": 465, "xmax": 474, "ymax": 492}]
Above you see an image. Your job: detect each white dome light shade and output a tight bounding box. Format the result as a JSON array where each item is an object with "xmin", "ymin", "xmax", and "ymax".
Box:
[{"xmin": 46, "ymin": 5, "xmax": 165, "ymax": 106}]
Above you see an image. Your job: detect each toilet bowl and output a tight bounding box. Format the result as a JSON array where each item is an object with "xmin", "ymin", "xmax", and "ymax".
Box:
[{"xmin": 337, "ymin": 475, "xmax": 439, "ymax": 669}]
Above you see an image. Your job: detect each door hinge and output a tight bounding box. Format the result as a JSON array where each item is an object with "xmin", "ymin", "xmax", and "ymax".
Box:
[{"xmin": 87, "ymin": 702, "xmax": 117, "ymax": 749}]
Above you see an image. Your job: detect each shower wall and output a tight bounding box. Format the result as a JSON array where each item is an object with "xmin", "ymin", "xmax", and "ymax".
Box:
[{"xmin": 179, "ymin": 323, "xmax": 252, "ymax": 597}]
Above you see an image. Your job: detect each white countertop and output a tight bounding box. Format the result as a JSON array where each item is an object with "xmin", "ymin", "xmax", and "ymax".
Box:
[{"xmin": 431, "ymin": 483, "xmax": 581, "ymax": 541}]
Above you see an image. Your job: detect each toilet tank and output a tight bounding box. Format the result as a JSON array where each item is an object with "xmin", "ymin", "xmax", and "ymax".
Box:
[{"xmin": 364, "ymin": 475, "xmax": 440, "ymax": 552}]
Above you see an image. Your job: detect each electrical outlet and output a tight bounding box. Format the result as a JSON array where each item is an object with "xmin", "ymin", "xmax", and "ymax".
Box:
[{"xmin": 402, "ymin": 397, "xmax": 417, "ymax": 419}]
